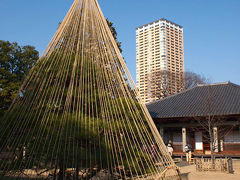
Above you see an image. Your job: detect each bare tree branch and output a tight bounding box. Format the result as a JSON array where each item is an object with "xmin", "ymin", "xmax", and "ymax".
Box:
[
  {"xmin": 184, "ymin": 71, "xmax": 210, "ymax": 89},
  {"xmin": 148, "ymin": 70, "xmax": 209, "ymax": 101}
]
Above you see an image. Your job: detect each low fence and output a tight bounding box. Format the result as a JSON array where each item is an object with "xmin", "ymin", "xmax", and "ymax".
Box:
[{"xmin": 195, "ymin": 157, "xmax": 233, "ymax": 173}]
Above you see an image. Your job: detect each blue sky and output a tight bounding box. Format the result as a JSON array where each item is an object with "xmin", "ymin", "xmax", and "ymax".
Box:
[{"xmin": 1, "ymin": 0, "xmax": 240, "ymax": 84}]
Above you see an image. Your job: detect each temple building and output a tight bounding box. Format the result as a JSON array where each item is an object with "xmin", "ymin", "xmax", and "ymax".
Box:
[{"xmin": 147, "ymin": 82, "xmax": 240, "ymax": 156}]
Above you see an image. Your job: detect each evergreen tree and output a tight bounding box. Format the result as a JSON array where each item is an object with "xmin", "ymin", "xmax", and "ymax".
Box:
[{"xmin": 0, "ymin": 40, "xmax": 39, "ymax": 117}]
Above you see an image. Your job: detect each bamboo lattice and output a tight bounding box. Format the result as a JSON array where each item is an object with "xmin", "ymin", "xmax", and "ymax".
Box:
[{"xmin": 0, "ymin": 0, "xmax": 180, "ymax": 179}]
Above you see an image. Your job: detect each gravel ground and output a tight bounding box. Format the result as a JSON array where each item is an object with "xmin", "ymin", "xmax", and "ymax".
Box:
[{"xmin": 178, "ymin": 159, "xmax": 240, "ymax": 180}]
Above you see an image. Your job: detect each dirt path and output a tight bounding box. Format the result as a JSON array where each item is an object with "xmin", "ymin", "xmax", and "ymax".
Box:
[{"xmin": 179, "ymin": 160, "xmax": 240, "ymax": 180}]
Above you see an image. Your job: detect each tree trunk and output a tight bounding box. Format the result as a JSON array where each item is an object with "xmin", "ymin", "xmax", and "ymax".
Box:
[
  {"xmin": 58, "ymin": 161, "xmax": 65, "ymax": 180},
  {"xmin": 53, "ymin": 164, "xmax": 57, "ymax": 180},
  {"xmin": 210, "ymin": 129, "xmax": 215, "ymax": 169},
  {"xmin": 75, "ymin": 163, "xmax": 79, "ymax": 180},
  {"xmin": 208, "ymin": 116, "xmax": 215, "ymax": 170}
]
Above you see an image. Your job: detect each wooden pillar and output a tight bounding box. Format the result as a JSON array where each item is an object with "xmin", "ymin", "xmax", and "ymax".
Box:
[
  {"xmin": 182, "ymin": 127, "xmax": 186, "ymax": 152},
  {"xmin": 156, "ymin": 125, "xmax": 165, "ymax": 143},
  {"xmin": 213, "ymin": 126, "xmax": 219, "ymax": 152},
  {"xmin": 159, "ymin": 127, "xmax": 164, "ymax": 138},
  {"xmin": 220, "ymin": 138, "xmax": 224, "ymax": 152}
]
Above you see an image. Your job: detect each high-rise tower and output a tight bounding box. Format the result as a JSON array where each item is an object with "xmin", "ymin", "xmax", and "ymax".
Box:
[{"xmin": 136, "ymin": 18, "xmax": 185, "ymax": 104}]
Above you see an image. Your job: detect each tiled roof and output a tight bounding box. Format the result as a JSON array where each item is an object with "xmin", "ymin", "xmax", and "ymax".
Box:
[{"xmin": 146, "ymin": 82, "xmax": 240, "ymax": 118}]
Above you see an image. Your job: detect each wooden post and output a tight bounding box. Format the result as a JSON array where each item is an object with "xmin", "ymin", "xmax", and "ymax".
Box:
[
  {"xmin": 182, "ymin": 127, "xmax": 187, "ymax": 152},
  {"xmin": 220, "ymin": 138, "xmax": 224, "ymax": 152},
  {"xmin": 227, "ymin": 157, "xmax": 234, "ymax": 174},
  {"xmin": 159, "ymin": 127, "xmax": 164, "ymax": 138}
]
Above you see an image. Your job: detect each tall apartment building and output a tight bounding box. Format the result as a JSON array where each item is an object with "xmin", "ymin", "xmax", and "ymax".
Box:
[{"xmin": 136, "ymin": 18, "xmax": 185, "ymax": 104}]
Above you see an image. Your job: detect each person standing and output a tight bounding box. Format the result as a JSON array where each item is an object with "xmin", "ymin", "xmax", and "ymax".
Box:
[
  {"xmin": 184, "ymin": 144, "xmax": 192, "ymax": 163},
  {"xmin": 167, "ymin": 144, "xmax": 173, "ymax": 157}
]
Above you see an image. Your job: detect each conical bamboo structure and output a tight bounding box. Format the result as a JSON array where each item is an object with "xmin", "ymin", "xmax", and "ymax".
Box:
[{"xmin": 0, "ymin": 0, "xmax": 180, "ymax": 179}]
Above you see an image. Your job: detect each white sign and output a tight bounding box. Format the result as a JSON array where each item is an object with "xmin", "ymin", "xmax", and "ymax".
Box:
[{"xmin": 195, "ymin": 131, "xmax": 203, "ymax": 150}]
